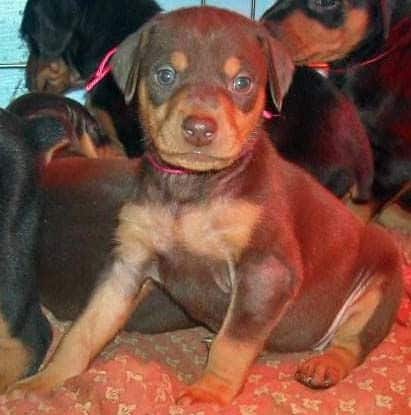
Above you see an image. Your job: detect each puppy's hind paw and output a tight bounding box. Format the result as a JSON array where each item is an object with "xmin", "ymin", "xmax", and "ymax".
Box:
[{"xmin": 295, "ymin": 349, "xmax": 356, "ymax": 389}]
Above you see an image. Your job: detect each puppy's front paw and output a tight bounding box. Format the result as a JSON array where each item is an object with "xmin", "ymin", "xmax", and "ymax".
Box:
[
  {"xmin": 295, "ymin": 351, "xmax": 354, "ymax": 389},
  {"xmin": 7, "ymin": 369, "xmax": 63, "ymax": 396},
  {"xmin": 177, "ymin": 371, "xmax": 238, "ymax": 406}
]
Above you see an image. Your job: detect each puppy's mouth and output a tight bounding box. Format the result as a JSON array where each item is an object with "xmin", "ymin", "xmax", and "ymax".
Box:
[{"xmin": 157, "ymin": 150, "xmax": 237, "ymax": 172}]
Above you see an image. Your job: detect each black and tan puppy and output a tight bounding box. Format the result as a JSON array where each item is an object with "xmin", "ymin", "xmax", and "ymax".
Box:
[
  {"xmin": 20, "ymin": 0, "xmax": 162, "ymax": 157},
  {"xmin": 11, "ymin": 7, "xmax": 402, "ymax": 406},
  {"xmin": 8, "ymin": 92, "xmax": 122, "ymax": 161},
  {"xmin": 0, "ymin": 109, "xmax": 51, "ymax": 391},
  {"xmin": 262, "ymin": 0, "xmax": 411, "ymax": 220}
]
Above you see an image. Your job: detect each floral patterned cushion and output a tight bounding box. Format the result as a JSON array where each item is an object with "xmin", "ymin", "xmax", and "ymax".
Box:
[{"xmin": 1, "ymin": 251, "xmax": 410, "ymax": 415}]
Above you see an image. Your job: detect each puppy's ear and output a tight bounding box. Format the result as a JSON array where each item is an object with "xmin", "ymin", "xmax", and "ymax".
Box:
[
  {"xmin": 111, "ymin": 17, "xmax": 160, "ymax": 104},
  {"xmin": 20, "ymin": 0, "xmax": 80, "ymax": 57},
  {"xmin": 260, "ymin": 30, "xmax": 294, "ymax": 112}
]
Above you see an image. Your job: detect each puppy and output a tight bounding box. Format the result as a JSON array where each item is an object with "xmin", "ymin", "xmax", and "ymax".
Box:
[
  {"xmin": 0, "ymin": 109, "xmax": 51, "ymax": 391},
  {"xmin": 11, "ymin": 7, "xmax": 402, "ymax": 406},
  {"xmin": 262, "ymin": 0, "xmax": 411, "ymax": 219},
  {"xmin": 268, "ymin": 65, "xmax": 373, "ymax": 202},
  {"xmin": 20, "ymin": 0, "xmax": 162, "ymax": 157},
  {"xmin": 8, "ymin": 92, "xmax": 122, "ymax": 162},
  {"xmin": 7, "ymin": 94, "xmax": 193, "ymax": 335}
]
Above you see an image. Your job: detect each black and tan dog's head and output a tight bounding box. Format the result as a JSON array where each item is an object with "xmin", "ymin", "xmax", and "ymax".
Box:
[
  {"xmin": 111, "ymin": 6, "xmax": 294, "ymax": 172},
  {"xmin": 262, "ymin": 0, "xmax": 400, "ymax": 64}
]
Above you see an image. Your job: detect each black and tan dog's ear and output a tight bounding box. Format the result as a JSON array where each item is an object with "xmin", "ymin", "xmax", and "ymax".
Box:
[
  {"xmin": 111, "ymin": 17, "xmax": 161, "ymax": 104},
  {"xmin": 260, "ymin": 31, "xmax": 294, "ymax": 112},
  {"xmin": 20, "ymin": 0, "xmax": 80, "ymax": 57}
]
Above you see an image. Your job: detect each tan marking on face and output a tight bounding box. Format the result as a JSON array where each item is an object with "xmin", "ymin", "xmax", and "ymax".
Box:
[
  {"xmin": 273, "ymin": 9, "xmax": 370, "ymax": 64},
  {"xmin": 180, "ymin": 198, "xmax": 261, "ymax": 260},
  {"xmin": 223, "ymin": 57, "xmax": 241, "ymax": 78},
  {"xmin": 171, "ymin": 51, "xmax": 189, "ymax": 72},
  {"xmin": 0, "ymin": 314, "xmax": 32, "ymax": 391},
  {"xmin": 138, "ymin": 80, "xmax": 266, "ymax": 171},
  {"xmin": 233, "ymin": 86, "xmax": 265, "ymax": 143}
]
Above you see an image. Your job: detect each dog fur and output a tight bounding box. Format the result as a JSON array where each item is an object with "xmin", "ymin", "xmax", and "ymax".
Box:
[
  {"xmin": 262, "ymin": 0, "xmax": 411, "ymax": 219},
  {"xmin": 0, "ymin": 109, "xmax": 51, "ymax": 391},
  {"xmin": 20, "ymin": 0, "xmax": 162, "ymax": 157},
  {"xmin": 10, "ymin": 7, "xmax": 402, "ymax": 406}
]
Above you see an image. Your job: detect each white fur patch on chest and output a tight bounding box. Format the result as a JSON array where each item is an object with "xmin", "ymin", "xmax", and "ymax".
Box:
[{"xmin": 116, "ymin": 198, "xmax": 261, "ymax": 265}]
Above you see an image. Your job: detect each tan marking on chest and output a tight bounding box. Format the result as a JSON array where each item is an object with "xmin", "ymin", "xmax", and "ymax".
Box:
[
  {"xmin": 116, "ymin": 199, "xmax": 261, "ymax": 264},
  {"xmin": 180, "ymin": 199, "xmax": 261, "ymax": 259}
]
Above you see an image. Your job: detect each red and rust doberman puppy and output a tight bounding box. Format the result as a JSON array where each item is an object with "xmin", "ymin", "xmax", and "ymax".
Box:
[{"xmin": 10, "ymin": 7, "xmax": 402, "ymax": 406}]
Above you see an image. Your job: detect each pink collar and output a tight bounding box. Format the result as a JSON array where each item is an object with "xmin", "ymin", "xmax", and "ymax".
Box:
[
  {"xmin": 145, "ymin": 153, "xmax": 195, "ymax": 175},
  {"xmin": 86, "ymin": 47, "xmax": 118, "ymax": 92}
]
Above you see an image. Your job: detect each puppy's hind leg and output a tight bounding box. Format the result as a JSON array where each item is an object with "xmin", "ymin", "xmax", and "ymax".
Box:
[{"xmin": 296, "ymin": 227, "xmax": 403, "ymax": 389}]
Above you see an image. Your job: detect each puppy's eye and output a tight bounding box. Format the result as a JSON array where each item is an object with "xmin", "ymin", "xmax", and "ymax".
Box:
[
  {"xmin": 155, "ymin": 66, "xmax": 176, "ymax": 86},
  {"xmin": 232, "ymin": 75, "xmax": 252, "ymax": 93}
]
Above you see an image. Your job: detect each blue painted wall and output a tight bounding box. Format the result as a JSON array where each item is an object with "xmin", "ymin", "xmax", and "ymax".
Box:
[{"xmin": 0, "ymin": 0, "xmax": 274, "ymax": 107}]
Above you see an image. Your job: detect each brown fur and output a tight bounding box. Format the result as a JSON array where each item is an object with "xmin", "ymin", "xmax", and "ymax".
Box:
[
  {"xmin": 9, "ymin": 7, "xmax": 402, "ymax": 406},
  {"xmin": 0, "ymin": 315, "xmax": 33, "ymax": 391}
]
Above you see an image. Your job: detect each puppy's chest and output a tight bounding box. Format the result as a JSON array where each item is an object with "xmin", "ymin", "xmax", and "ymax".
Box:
[{"xmin": 117, "ymin": 197, "xmax": 261, "ymax": 273}]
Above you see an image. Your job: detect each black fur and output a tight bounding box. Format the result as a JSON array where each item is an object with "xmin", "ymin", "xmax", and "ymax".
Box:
[
  {"xmin": 0, "ymin": 109, "xmax": 51, "ymax": 384},
  {"xmin": 20, "ymin": 0, "xmax": 162, "ymax": 157}
]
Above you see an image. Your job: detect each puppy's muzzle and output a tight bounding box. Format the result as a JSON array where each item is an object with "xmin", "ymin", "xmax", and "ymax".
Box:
[{"xmin": 182, "ymin": 115, "xmax": 218, "ymax": 147}]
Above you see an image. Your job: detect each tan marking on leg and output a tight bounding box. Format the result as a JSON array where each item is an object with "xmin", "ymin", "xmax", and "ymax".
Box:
[
  {"xmin": 77, "ymin": 133, "xmax": 98, "ymax": 158},
  {"xmin": 89, "ymin": 107, "xmax": 126, "ymax": 155},
  {"xmin": 43, "ymin": 140, "xmax": 71, "ymax": 164},
  {"xmin": 0, "ymin": 315, "xmax": 32, "ymax": 392},
  {"xmin": 296, "ymin": 277, "xmax": 383, "ymax": 389},
  {"xmin": 9, "ymin": 256, "xmax": 151, "ymax": 394},
  {"xmin": 178, "ymin": 335, "xmax": 260, "ymax": 405},
  {"xmin": 223, "ymin": 57, "xmax": 241, "ymax": 78},
  {"xmin": 170, "ymin": 51, "xmax": 188, "ymax": 72},
  {"xmin": 180, "ymin": 199, "xmax": 261, "ymax": 260}
]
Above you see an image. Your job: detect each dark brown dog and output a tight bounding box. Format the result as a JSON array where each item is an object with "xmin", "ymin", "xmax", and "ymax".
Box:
[
  {"xmin": 262, "ymin": 0, "xmax": 411, "ymax": 222},
  {"xmin": 20, "ymin": 0, "xmax": 162, "ymax": 157},
  {"xmin": 11, "ymin": 7, "xmax": 402, "ymax": 406}
]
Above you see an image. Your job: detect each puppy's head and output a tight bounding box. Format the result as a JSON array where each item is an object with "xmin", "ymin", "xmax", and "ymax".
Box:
[
  {"xmin": 262, "ymin": 0, "xmax": 393, "ymax": 64},
  {"xmin": 112, "ymin": 7, "xmax": 294, "ymax": 172},
  {"xmin": 21, "ymin": 0, "xmax": 83, "ymax": 92}
]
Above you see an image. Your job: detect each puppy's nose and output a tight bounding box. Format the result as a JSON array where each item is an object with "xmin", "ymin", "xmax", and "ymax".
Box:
[{"xmin": 182, "ymin": 115, "xmax": 217, "ymax": 146}]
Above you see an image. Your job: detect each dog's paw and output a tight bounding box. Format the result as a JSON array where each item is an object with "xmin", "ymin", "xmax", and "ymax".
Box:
[
  {"xmin": 6, "ymin": 370, "xmax": 61, "ymax": 397},
  {"xmin": 295, "ymin": 353, "xmax": 351, "ymax": 389},
  {"xmin": 177, "ymin": 372, "xmax": 238, "ymax": 406}
]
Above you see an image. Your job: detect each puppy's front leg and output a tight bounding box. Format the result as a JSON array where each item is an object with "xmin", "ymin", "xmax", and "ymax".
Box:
[
  {"xmin": 179, "ymin": 256, "xmax": 298, "ymax": 405},
  {"xmin": 9, "ymin": 259, "xmax": 150, "ymax": 394}
]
